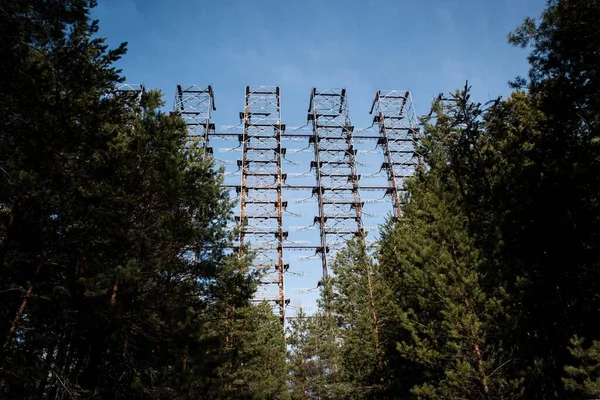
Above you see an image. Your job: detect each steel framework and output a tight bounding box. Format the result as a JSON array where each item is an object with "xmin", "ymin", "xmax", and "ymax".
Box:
[
  {"xmin": 170, "ymin": 84, "xmax": 419, "ymax": 321},
  {"xmin": 237, "ymin": 87, "xmax": 287, "ymax": 321},
  {"xmin": 113, "ymin": 83, "xmax": 145, "ymax": 107},
  {"xmin": 174, "ymin": 85, "xmax": 216, "ymax": 154},
  {"xmin": 370, "ymin": 90, "xmax": 420, "ymax": 218},
  {"xmin": 308, "ymin": 89, "xmax": 364, "ymax": 277}
]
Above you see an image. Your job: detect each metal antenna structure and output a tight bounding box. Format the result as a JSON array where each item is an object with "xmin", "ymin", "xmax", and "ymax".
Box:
[
  {"xmin": 114, "ymin": 83, "xmax": 145, "ymax": 107},
  {"xmin": 308, "ymin": 88, "xmax": 364, "ymax": 278},
  {"xmin": 370, "ymin": 90, "xmax": 420, "ymax": 218},
  {"xmin": 172, "ymin": 85, "xmax": 217, "ymax": 268},
  {"xmin": 174, "ymin": 85, "xmax": 216, "ymax": 155},
  {"xmin": 115, "ymin": 83, "xmax": 145, "ymax": 97},
  {"xmin": 164, "ymin": 84, "xmax": 420, "ymax": 321},
  {"xmin": 237, "ymin": 87, "xmax": 287, "ymax": 321}
]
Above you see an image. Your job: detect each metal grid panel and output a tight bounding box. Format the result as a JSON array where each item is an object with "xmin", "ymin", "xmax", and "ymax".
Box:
[
  {"xmin": 174, "ymin": 85, "xmax": 216, "ymax": 153},
  {"xmin": 115, "ymin": 83, "xmax": 145, "ymax": 96},
  {"xmin": 238, "ymin": 86, "xmax": 286, "ymax": 321},
  {"xmin": 370, "ymin": 90, "xmax": 419, "ymax": 218},
  {"xmin": 308, "ymin": 88, "xmax": 364, "ymax": 277}
]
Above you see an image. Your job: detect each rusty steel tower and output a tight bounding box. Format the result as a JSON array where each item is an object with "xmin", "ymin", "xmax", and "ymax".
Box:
[
  {"xmin": 308, "ymin": 88, "xmax": 364, "ymax": 277},
  {"xmin": 237, "ymin": 86, "xmax": 287, "ymax": 321},
  {"xmin": 171, "ymin": 84, "xmax": 419, "ymax": 321},
  {"xmin": 370, "ymin": 90, "xmax": 420, "ymax": 218}
]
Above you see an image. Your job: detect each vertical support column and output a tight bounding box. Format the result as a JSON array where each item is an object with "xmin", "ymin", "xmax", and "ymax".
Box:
[
  {"xmin": 173, "ymin": 85, "xmax": 216, "ymax": 264},
  {"xmin": 308, "ymin": 88, "xmax": 364, "ymax": 279},
  {"xmin": 345, "ymin": 124, "xmax": 364, "ymax": 236},
  {"xmin": 174, "ymin": 85, "xmax": 216, "ymax": 156},
  {"xmin": 370, "ymin": 90, "xmax": 419, "ymax": 218},
  {"xmin": 275, "ymin": 94, "xmax": 286, "ymax": 321},
  {"xmin": 238, "ymin": 86, "xmax": 287, "ymax": 321}
]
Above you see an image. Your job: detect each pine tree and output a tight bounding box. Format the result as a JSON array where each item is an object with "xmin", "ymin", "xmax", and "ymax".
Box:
[
  {"xmin": 287, "ymin": 309, "xmax": 320, "ymax": 400},
  {"xmin": 287, "ymin": 307, "xmax": 350, "ymax": 400},
  {"xmin": 0, "ymin": 1, "xmax": 260, "ymax": 397},
  {"xmin": 480, "ymin": 1, "xmax": 600, "ymax": 395},
  {"xmin": 326, "ymin": 238, "xmax": 388, "ymax": 397},
  {"xmin": 0, "ymin": 0, "xmax": 130, "ymax": 395},
  {"xmin": 375, "ymin": 87, "xmax": 525, "ymax": 399},
  {"xmin": 224, "ymin": 302, "xmax": 289, "ymax": 399},
  {"xmin": 563, "ymin": 336, "xmax": 600, "ymax": 398}
]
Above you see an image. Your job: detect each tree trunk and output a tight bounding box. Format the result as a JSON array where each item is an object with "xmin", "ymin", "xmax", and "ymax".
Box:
[
  {"xmin": 182, "ymin": 354, "xmax": 188, "ymax": 373},
  {"xmin": 0, "ymin": 200, "xmax": 23, "ymax": 267},
  {"xmin": 474, "ymin": 342, "xmax": 489, "ymax": 394},
  {"xmin": 110, "ymin": 279, "xmax": 119, "ymax": 306},
  {"xmin": 366, "ymin": 260, "xmax": 384, "ymax": 377},
  {"xmin": 463, "ymin": 294, "xmax": 489, "ymax": 394},
  {"xmin": 2, "ymin": 261, "xmax": 43, "ymax": 351}
]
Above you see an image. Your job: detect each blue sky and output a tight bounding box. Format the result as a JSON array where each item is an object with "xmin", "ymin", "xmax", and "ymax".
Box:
[
  {"xmin": 94, "ymin": 0, "xmax": 545, "ymax": 128},
  {"xmin": 92, "ymin": 0, "xmax": 546, "ymax": 313}
]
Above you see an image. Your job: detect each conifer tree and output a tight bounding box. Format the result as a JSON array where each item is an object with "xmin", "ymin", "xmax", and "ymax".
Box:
[
  {"xmin": 222, "ymin": 302, "xmax": 289, "ymax": 400},
  {"xmin": 481, "ymin": 1, "xmax": 600, "ymax": 395},
  {"xmin": 0, "ymin": 1, "xmax": 260, "ymax": 397},
  {"xmin": 287, "ymin": 306, "xmax": 349, "ymax": 400},
  {"xmin": 376, "ymin": 88, "xmax": 523, "ymax": 399},
  {"xmin": 287, "ymin": 309, "xmax": 321, "ymax": 400},
  {"xmin": 326, "ymin": 238, "xmax": 388, "ymax": 397},
  {"xmin": 563, "ymin": 336, "xmax": 600, "ymax": 398}
]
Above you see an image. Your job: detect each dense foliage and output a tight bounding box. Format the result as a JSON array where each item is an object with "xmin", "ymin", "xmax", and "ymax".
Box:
[
  {"xmin": 0, "ymin": 1, "xmax": 289, "ymax": 398},
  {"xmin": 288, "ymin": 0, "xmax": 600, "ymax": 398}
]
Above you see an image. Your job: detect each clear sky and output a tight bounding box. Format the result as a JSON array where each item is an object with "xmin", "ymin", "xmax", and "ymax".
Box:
[
  {"xmin": 93, "ymin": 0, "xmax": 545, "ymax": 128},
  {"xmin": 92, "ymin": 0, "xmax": 546, "ymax": 314}
]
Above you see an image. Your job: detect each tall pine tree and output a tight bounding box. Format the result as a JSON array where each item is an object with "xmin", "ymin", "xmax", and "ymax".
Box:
[
  {"xmin": 326, "ymin": 238, "xmax": 389, "ymax": 397},
  {"xmin": 0, "ymin": 1, "xmax": 266, "ymax": 398},
  {"xmin": 376, "ymin": 87, "xmax": 523, "ymax": 399}
]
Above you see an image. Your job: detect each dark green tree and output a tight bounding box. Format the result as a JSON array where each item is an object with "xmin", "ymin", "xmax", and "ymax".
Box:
[
  {"xmin": 287, "ymin": 306, "xmax": 349, "ymax": 400},
  {"xmin": 1, "ymin": 0, "xmax": 130, "ymax": 396},
  {"xmin": 375, "ymin": 87, "xmax": 523, "ymax": 399},
  {"xmin": 0, "ymin": 1, "xmax": 261, "ymax": 398},
  {"xmin": 476, "ymin": 1, "xmax": 600, "ymax": 395},
  {"xmin": 326, "ymin": 238, "xmax": 388, "ymax": 398},
  {"xmin": 563, "ymin": 336, "xmax": 600, "ymax": 398},
  {"xmin": 287, "ymin": 309, "xmax": 320, "ymax": 400},
  {"xmin": 224, "ymin": 302, "xmax": 289, "ymax": 400}
]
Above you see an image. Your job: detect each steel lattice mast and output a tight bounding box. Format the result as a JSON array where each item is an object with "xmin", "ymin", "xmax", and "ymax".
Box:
[
  {"xmin": 237, "ymin": 86, "xmax": 287, "ymax": 321},
  {"xmin": 308, "ymin": 88, "xmax": 364, "ymax": 278},
  {"xmin": 370, "ymin": 90, "xmax": 419, "ymax": 218},
  {"xmin": 172, "ymin": 85, "xmax": 217, "ymax": 268},
  {"xmin": 166, "ymin": 84, "xmax": 419, "ymax": 319},
  {"xmin": 174, "ymin": 85, "xmax": 216, "ymax": 155}
]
